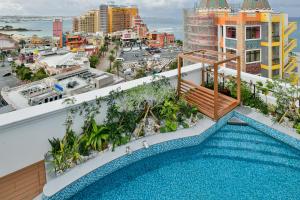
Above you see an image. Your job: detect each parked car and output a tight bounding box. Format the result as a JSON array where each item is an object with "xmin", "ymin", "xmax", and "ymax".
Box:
[
  {"xmin": 3, "ymin": 73, "xmax": 11, "ymax": 77},
  {"xmin": 116, "ymin": 57, "xmax": 125, "ymax": 62}
]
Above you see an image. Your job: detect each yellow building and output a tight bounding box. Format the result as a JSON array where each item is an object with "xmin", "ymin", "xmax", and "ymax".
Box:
[
  {"xmin": 78, "ymin": 10, "xmax": 100, "ymax": 33},
  {"xmin": 107, "ymin": 6, "xmax": 138, "ymax": 33}
]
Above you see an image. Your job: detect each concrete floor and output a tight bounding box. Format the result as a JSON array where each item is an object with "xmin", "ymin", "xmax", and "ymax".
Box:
[{"xmin": 0, "ymin": 61, "xmax": 20, "ymax": 91}]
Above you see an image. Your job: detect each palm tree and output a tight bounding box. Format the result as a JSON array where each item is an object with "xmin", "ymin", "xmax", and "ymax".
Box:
[
  {"xmin": 19, "ymin": 39, "xmax": 26, "ymax": 49},
  {"xmin": 113, "ymin": 60, "xmax": 122, "ymax": 77},
  {"xmin": 108, "ymin": 55, "xmax": 115, "ymax": 71},
  {"xmin": 0, "ymin": 51, "xmax": 5, "ymax": 67},
  {"xmin": 110, "ymin": 49, "xmax": 115, "ymax": 56},
  {"xmin": 100, "ymin": 45, "xmax": 106, "ymax": 57}
]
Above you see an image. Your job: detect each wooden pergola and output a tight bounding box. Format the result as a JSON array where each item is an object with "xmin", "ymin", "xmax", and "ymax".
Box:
[{"xmin": 177, "ymin": 49, "xmax": 241, "ymax": 121}]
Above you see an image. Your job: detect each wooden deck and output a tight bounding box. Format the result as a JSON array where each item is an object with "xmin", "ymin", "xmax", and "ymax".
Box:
[
  {"xmin": 177, "ymin": 50, "xmax": 241, "ymax": 121},
  {"xmin": 179, "ymin": 80, "xmax": 239, "ymax": 120}
]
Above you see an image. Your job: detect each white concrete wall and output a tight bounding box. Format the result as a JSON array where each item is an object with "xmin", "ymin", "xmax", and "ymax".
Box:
[{"xmin": 0, "ymin": 64, "xmax": 202, "ymax": 177}]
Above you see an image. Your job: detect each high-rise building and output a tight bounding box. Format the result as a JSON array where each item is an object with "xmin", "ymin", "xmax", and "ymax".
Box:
[
  {"xmin": 77, "ymin": 5, "xmax": 140, "ymax": 34},
  {"xmin": 100, "ymin": 4, "xmax": 109, "ymax": 34},
  {"xmin": 184, "ymin": 0, "xmax": 298, "ymax": 79},
  {"xmin": 52, "ymin": 18, "xmax": 63, "ymax": 37},
  {"xmin": 107, "ymin": 5, "xmax": 138, "ymax": 33},
  {"xmin": 78, "ymin": 10, "xmax": 100, "ymax": 33},
  {"xmin": 72, "ymin": 17, "xmax": 79, "ymax": 32}
]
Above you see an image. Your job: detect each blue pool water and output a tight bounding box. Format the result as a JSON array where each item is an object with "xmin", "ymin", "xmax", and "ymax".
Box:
[{"xmin": 70, "ymin": 125, "xmax": 300, "ymax": 200}]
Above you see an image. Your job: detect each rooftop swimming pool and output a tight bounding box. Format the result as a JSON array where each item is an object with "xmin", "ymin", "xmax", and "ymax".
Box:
[
  {"xmin": 70, "ymin": 124, "xmax": 300, "ymax": 200},
  {"xmin": 44, "ymin": 112, "xmax": 300, "ymax": 200}
]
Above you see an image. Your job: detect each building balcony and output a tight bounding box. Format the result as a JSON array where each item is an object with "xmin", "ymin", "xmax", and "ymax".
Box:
[
  {"xmin": 284, "ymin": 55, "xmax": 297, "ymax": 74},
  {"xmin": 285, "ymin": 22, "xmax": 297, "ymax": 38},
  {"xmin": 272, "ymin": 58, "xmax": 280, "ymax": 66},
  {"xmin": 272, "ymin": 35, "xmax": 280, "ymax": 43},
  {"xmin": 284, "ymin": 38, "xmax": 297, "ymax": 57}
]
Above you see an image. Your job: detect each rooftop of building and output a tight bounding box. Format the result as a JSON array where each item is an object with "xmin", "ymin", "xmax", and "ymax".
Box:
[
  {"xmin": 1, "ymin": 68, "xmax": 124, "ymax": 110},
  {"xmin": 241, "ymin": 0, "xmax": 271, "ymax": 10},
  {"xmin": 38, "ymin": 52, "xmax": 89, "ymax": 68}
]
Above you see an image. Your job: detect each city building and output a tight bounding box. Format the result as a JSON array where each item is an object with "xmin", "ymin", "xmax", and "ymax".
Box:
[
  {"xmin": 52, "ymin": 18, "xmax": 63, "ymax": 38},
  {"xmin": 99, "ymin": 4, "xmax": 109, "ymax": 34},
  {"xmin": 35, "ymin": 51, "xmax": 90, "ymax": 75},
  {"xmin": 1, "ymin": 68, "xmax": 124, "ymax": 110},
  {"xmin": 147, "ymin": 32, "xmax": 175, "ymax": 48},
  {"xmin": 77, "ymin": 4, "xmax": 140, "ymax": 34},
  {"xmin": 72, "ymin": 17, "xmax": 79, "ymax": 32},
  {"xmin": 79, "ymin": 10, "xmax": 100, "ymax": 33},
  {"xmin": 0, "ymin": 33, "xmax": 18, "ymax": 52},
  {"xmin": 107, "ymin": 5, "xmax": 138, "ymax": 33},
  {"xmin": 133, "ymin": 15, "xmax": 149, "ymax": 39},
  {"xmin": 184, "ymin": 0, "xmax": 298, "ymax": 78},
  {"xmin": 66, "ymin": 35, "xmax": 85, "ymax": 50}
]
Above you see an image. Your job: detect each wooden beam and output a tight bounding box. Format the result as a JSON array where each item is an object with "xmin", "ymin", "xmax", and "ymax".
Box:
[
  {"xmin": 213, "ymin": 63, "xmax": 219, "ymax": 120},
  {"xmin": 237, "ymin": 56, "xmax": 241, "ymax": 103},
  {"xmin": 180, "ymin": 54, "xmax": 216, "ymax": 65},
  {"xmin": 216, "ymin": 56, "xmax": 240, "ymax": 65},
  {"xmin": 177, "ymin": 55, "xmax": 182, "ymax": 97}
]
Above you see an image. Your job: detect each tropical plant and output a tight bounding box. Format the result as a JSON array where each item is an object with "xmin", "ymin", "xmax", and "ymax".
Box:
[
  {"xmin": 168, "ymin": 60, "xmax": 178, "ymax": 70},
  {"xmin": 80, "ymin": 119, "xmax": 109, "ymax": 151},
  {"xmin": 32, "ymin": 68, "xmax": 48, "ymax": 81},
  {"xmin": 108, "ymin": 55, "xmax": 115, "ymax": 71},
  {"xmin": 89, "ymin": 55, "xmax": 99, "ymax": 68},
  {"xmin": 100, "ymin": 45, "xmax": 107, "ymax": 56},
  {"xmin": 110, "ymin": 49, "xmax": 115, "ymax": 56},
  {"xmin": 112, "ymin": 60, "xmax": 122, "ymax": 77}
]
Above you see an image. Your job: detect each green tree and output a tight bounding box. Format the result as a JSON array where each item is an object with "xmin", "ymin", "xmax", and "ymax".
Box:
[
  {"xmin": 176, "ymin": 40, "xmax": 183, "ymax": 46},
  {"xmin": 108, "ymin": 54, "xmax": 115, "ymax": 71},
  {"xmin": 168, "ymin": 60, "xmax": 178, "ymax": 70},
  {"xmin": 113, "ymin": 60, "xmax": 122, "ymax": 77},
  {"xmin": 110, "ymin": 49, "xmax": 115, "ymax": 56},
  {"xmin": 19, "ymin": 39, "xmax": 26, "ymax": 49},
  {"xmin": 16, "ymin": 65, "xmax": 32, "ymax": 80},
  {"xmin": 100, "ymin": 45, "xmax": 107, "ymax": 57},
  {"xmin": 32, "ymin": 68, "xmax": 48, "ymax": 81},
  {"xmin": 89, "ymin": 55, "xmax": 99, "ymax": 68},
  {"xmin": 135, "ymin": 68, "xmax": 147, "ymax": 79}
]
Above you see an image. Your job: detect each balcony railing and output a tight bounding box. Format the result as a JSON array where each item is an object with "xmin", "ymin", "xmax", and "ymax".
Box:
[
  {"xmin": 284, "ymin": 56, "xmax": 297, "ymax": 74},
  {"xmin": 272, "ymin": 58, "xmax": 280, "ymax": 65},
  {"xmin": 284, "ymin": 38, "xmax": 297, "ymax": 56},
  {"xmin": 272, "ymin": 35, "xmax": 280, "ymax": 43},
  {"xmin": 285, "ymin": 22, "xmax": 297, "ymax": 37}
]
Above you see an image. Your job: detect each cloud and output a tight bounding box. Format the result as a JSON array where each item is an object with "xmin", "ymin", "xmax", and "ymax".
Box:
[{"xmin": 0, "ymin": 0, "xmax": 298, "ymax": 17}]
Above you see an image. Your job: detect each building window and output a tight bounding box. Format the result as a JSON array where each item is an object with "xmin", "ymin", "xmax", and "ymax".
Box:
[
  {"xmin": 226, "ymin": 48, "xmax": 236, "ymax": 55},
  {"xmin": 246, "ymin": 50, "xmax": 261, "ymax": 63},
  {"xmin": 246, "ymin": 26, "xmax": 261, "ymax": 40},
  {"xmin": 226, "ymin": 26, "xmax": 236, "ymax": 39}
]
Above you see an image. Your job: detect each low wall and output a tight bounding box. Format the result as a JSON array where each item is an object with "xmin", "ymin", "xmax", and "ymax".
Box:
[{"xmin": 0, "ymin": 64, "xmax": 202, "ymax": 178}]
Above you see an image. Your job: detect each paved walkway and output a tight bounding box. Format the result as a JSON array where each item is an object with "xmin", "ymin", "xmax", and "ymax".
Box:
[{"xmin": 96, "ymin": 44, "xmax": 119, "ymax": 72}]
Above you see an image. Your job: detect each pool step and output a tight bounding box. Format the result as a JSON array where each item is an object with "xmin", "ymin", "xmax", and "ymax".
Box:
[
  {"xmin": 198, "ymin": 124, "xmax": 300, "ymax": 169},
  {"xmin": 198, "ymin": 146, "xmax": 300, "ymax": 170},
  {"xmin": 227, "ymin": 117, "xmax": 248, "ymax": 126}
]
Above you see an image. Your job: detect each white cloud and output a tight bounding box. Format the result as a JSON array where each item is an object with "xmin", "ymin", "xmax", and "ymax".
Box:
[{"xmin": 0, "ymin": 0, "xmax": 298, "ymax": 17}]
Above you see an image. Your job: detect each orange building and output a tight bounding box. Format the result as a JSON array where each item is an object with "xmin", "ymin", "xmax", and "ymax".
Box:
[
  {"xmin": 66, "ymin": 35, "xmax": 85, "ymax": 50},
  {"xmin": 184, "ymin": 0, "xmax": 298, "ymax": 78},
  {"xmin": 107, "ymin": 5, "xmax": 138, "ymax": 33}
]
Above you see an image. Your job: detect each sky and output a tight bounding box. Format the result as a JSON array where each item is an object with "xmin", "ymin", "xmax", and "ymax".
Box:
[{"xmin": 0, "ymin": 0, "xmax": 300, "ymax": 18}]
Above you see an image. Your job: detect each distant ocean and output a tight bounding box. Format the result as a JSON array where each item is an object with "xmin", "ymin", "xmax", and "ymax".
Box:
[{"xmin": 1, "ymin": 16, "xmax": 300, "ymax": 52}]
